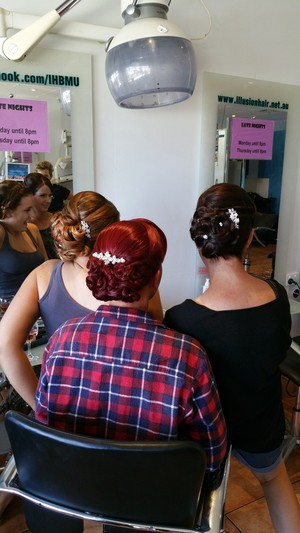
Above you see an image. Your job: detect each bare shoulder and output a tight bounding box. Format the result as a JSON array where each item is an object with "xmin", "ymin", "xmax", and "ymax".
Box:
[
  {"xmin": 31, "ymin": 259, "xmax": 61, "ymax": 296},
  {"xmin": 36, "ymin": 259, "xmax": 60, "ymax": 277},
  {"xmin": 27, "ymin": 222, "xmax": 41, "ymax": 237}
]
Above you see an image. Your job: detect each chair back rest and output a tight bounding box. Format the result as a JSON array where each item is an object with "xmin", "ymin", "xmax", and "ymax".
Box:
[{"xmin": 5, "ymin": 410, "xmax": 207, "ymax": 528}]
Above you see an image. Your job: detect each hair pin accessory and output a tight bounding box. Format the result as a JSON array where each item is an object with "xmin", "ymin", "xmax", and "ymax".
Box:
[
  {"xmin": 92, "ymin": 250, "xmax": 126, "ymax": 265},
  {"xmin": 81, "ymin": 220, "xmax": 91, "ymax": 239},
  {"xmin": 203, "ymin": 234, "xmax": 208, "ymax": 240},
  {"xmin": 219, "ymin": 222, "xmax": 223, "ymax": 227},
  {"xmin": 227, "ymin": 208, "xmax": 239, "ymax": 229}
]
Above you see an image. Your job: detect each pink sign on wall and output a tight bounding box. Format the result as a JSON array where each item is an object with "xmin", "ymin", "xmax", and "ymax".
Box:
[
  {"xmin": 230, "ymin": 117, "xmax": 274, "ymax": 160},
  {"xmin": 0, "ymin": 98, "xmax": 49, "ymax": 152}
]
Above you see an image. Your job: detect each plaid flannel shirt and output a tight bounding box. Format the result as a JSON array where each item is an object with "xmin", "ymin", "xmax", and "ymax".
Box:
[{"xmin": 36, "ymin": 306, "xmax": 227, "ymax": 472}]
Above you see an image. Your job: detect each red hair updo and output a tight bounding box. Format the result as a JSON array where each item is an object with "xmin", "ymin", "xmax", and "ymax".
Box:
[{"xmin": 86, "ymin": 218, "xmax": 167, "ymax": 303}]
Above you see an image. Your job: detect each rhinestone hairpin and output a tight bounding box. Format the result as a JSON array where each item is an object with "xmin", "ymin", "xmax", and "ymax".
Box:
[
  {"xmin": 80, "ymin": 220, "xmax": 91, "ymax": 238},
  {"xmin": 227, "ymin": 208, "xmax": 239, "ymax": 229},
  {"xmin": 92, "ymin": 251, "xmax": 125, "ymax": 265}
]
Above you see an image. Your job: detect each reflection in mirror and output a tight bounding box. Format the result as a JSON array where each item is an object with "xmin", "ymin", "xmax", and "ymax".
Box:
[
  {"xmin": 214, "ymin": 101, "xmax": 287, "ymax": 279},
  {"xmin": 0, "ymin": 48, "xmax": 94, "ymax": 193},
  {"xmin": 0, "ymin": 82, "xmax": 73, "ymax": 197}
]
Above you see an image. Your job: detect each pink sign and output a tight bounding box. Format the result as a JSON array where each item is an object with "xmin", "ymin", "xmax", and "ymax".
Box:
[
  {"xmin": 0, "ymin": 98, "xmax": 49, "ymax": 152},
  {"xmin": 230, "ymin": 117, "xmax": 274, "ymax": 160}
]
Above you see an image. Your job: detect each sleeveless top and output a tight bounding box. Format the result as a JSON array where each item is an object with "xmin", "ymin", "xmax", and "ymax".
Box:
[
  {"xmin": 0, "ymin": 225, "xmax": 45, "ymax": 298},
  {"xmin": 39, "ymin": 261, "xmax": 91, "ymax": 337}
]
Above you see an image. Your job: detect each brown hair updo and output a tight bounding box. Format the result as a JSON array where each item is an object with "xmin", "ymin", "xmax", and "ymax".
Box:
[
  {"xmin": 190, "ymin": 183, "xmax": 256, "ymax": 259},
  {"xmin": 51, "ymin": 191, "xmax": 120, "ymax": 260},
  {"xmin": 86, "ymin": 218, "xmax": 167, "ymax": 303},
  {"xmin": 0, "ymin": 180, "xmax": 32, "ymax": 219}
]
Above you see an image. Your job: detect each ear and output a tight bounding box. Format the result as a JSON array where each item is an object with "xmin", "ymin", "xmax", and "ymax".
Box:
[
  {"xmin": 246, "ymin": 229, "xmax": 254, "ymax": 249},
  {"xmin": 147, "ymin": 267, "xmax": 162, "ymax": 300},
  {"xmin": 3, "ymin": 208, "xmax": 13, "ymax": 219},
  {"xmin": 153, "ymin": 267, "xmax": 162, "ymax": 289}
]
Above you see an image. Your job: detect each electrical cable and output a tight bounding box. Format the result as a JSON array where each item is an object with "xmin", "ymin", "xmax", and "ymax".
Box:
[
  {"xmin": 288, "ymin": 278, "xmax": 300, "ymax": 298},
  {"xmin": 190, "ymin": 0, "xmax": 212, "ymax": 40}
]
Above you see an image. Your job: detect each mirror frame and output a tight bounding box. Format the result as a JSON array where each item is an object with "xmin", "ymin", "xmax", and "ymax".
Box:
[
  {"xmin": 198, "ymin": 72, "xmax": 300, "ymax": 284},
  {"xmin": 0, "ymin": 47, "xmax": 94, "ymax": 193}
]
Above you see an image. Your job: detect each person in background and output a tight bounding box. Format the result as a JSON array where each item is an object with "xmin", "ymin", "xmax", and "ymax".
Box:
[
  {"xmin": 36, "ymin": 160, "xmax": 72, "ymax": 213},
  {"xmin": 32, "ymin": 218, "xmax": 227, "ymax": 532},
  {"xmin": 0, "ymin": 191, "xmax": 163, "ymax": 410},
  {"xmin": 24, "ymin": 173, "xmax": 58, "ymax": 259},
  {"xmin": 164, "ymin": 183, "xmax": 300, "ymax": 533},
  {"xmin": 0, "ymin": 180, "xmax": 47, "ymax": 299}
]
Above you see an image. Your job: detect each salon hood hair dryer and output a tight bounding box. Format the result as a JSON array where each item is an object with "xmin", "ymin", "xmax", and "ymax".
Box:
[
  {"xmin": 105, "ymin": 1, "xmax": 197, "ymax": 108},
  {"xmin": 0, "ymin": 0, "xmax": 197, "ymax": 109}
]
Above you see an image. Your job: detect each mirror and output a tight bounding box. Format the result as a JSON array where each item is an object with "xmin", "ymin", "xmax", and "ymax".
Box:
[
  {"xmin": 0, "ymin": 47, "xmax": 94, "ymax": 192},
  {"xmin": 0, "ymin": 83, "xmax": 73, "ymax": 189},
  {"xmin": 214, "ymin": 101, "xmax": 287, "ymax": 278},
  {"xmin": 198, "ymin": 73, "xmax": 300, "ymax": 289}
]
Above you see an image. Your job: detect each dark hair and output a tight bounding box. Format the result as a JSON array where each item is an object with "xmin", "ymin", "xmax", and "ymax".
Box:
[
  {"xmin": 51, "ymin": 191, "xmax": 120, "ymax": 260},
  {"xmin": 190, "ymin": 183, "xmax": 256, "ymax": 259},
  {"xmin": 35, "ymin": 160, "xmax": 53, "ymax": 178},
  {"xmin": 86, "ymin": 218, "xmax": 167, "ymax": 303},
  {"xmin": 24, "ymin": 173, "xmax": 53, "ymax": 194},
  {"xmin": 0, "ymin": 180, "xmax": 33, "ymax": 219}
]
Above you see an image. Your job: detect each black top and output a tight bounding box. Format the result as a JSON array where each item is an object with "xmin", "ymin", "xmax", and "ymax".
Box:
[
  {"xmin": 39, "ymin": 227, "xmax": 58, "ymax": 259},
  {"xmin": 49, "ymin": 184, "xmax": 71, "ymax": 213},
  {"xmin": 164, "ymin": 279, "xmax": 291, "ymax": 453}
]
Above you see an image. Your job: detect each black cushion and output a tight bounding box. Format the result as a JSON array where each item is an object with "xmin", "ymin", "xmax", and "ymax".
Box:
[
  {"xmin": 280, "ymin": 346, "xmax": 300, "ymax": 387},
  {"xmin": 5, "ymin": 411, "xmax": 207, "ymax": 528}
]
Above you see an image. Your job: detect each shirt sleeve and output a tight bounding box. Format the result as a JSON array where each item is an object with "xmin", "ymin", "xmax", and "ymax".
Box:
[
  {"xmin": 184, "ymin": 350, "xmax": 227, "ymax": 472},
  {"xmin": 35, "ymin": 340, "xmax": 53, "ymax": 425}
]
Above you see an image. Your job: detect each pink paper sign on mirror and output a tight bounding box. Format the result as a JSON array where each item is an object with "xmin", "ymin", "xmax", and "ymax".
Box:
[
  {"xmin": 230, "ymin": 117, "xmax": 274, "ymax": 160},
  {"xmin": 0, "ymin": 98, "xmax": 49, "ymax": 152}
]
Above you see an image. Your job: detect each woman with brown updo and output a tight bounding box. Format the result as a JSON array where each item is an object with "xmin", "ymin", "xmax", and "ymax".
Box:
[{"xmin": 164, "ymin": 183, "xmax": 300, "ymax": 533}]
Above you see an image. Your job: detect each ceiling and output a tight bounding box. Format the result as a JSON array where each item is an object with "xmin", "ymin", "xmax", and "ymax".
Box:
[{"xmin": 0, "ymin": 0, "xmax": 208, "ymax": 38}]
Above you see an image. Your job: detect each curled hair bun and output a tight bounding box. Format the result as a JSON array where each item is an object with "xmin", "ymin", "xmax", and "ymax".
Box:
[
  {"xmin": 190, "ymin": 206, "xmax": 239, "ymax": 259},
  {"xmin": 190, "ymin": 183, "xmax": 256, "ymax": 260}
]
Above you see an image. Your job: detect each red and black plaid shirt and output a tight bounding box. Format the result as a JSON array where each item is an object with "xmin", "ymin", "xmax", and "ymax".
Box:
[{"xmin": 36, "ymin": 306, "xmax": 227, "ymax": 472}]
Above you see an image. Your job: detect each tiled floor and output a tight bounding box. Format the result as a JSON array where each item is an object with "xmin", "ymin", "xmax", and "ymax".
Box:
[{"xmin": 0, "ymin": 376, "xmax": 299, "ymax": 533}]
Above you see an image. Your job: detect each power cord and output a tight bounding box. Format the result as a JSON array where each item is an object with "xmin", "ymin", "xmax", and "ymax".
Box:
[{"xmin": 288, "ymin": 278, "xmax": 300, "ymax": 298}]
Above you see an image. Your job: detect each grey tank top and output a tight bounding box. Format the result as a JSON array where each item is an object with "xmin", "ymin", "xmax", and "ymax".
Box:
[{"xmin": 39, "ymin": 261, "xmax": 91, "ymax": 337}]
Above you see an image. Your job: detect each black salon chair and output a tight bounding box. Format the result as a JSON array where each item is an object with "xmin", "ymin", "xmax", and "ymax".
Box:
[
  {"xmin": 0, "ymin": 410, "xmax": 231, "ymax": 533},
  {"xmin": 280, "ymin": 336, "xmax": 300, "ymax": 460}
]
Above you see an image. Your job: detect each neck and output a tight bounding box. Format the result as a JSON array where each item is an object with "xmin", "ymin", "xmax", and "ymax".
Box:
[
  {"xmin": 73, "ymin": 256, "xmax": 89, "ymax": 271},
  {"xmin": 0, "ymin": 220, "xmax": 21, "ymax": 236},
  {"xmin": 101, "ymin": 285, "xmax": 156, "ymax": 313},
  {"xmin": 204, "ymin": 255, "xmax": 246, "ymax": 282}
]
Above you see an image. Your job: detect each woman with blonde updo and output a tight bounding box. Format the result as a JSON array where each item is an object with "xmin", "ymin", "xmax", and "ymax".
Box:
[
  {"xmin": 164, "ymin": 183, "xmax": 300, "ymax": 533},
  {"xmin": 0, "ymin": 191, "xmax": 163, "ymax": 411}
]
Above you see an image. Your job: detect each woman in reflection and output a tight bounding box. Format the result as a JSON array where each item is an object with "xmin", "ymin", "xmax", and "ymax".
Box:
[
  {"xmin": 0, "ymin": 180, "xmax": 47, "ymax": 299},
  {"xmin": 24, "ymin": 173, "xmax": 58, "ymax": 259},
  {"xmin": 164, "ymin": 183, "xmax": 300, "ymax": 533},
  {"xmin": 36, "ymin": 160, "xmax": 72, "ymax": 213},
  {"xmin": 0, "ymin": 191, "xmax": 163, "ymax": 410}
]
